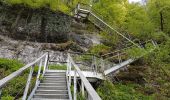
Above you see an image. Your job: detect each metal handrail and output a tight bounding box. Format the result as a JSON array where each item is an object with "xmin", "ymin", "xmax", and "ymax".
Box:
[
  {"xmin": 76, "ymin": 3, "xmax": 141, "ymax": 48},
  {"xmin": 67, "ymin": 53, "xmax": 101, "ymax": 100},
  {"xmin": 0, "ymin": 52, "xmax": 48, "ymax": 100},
  {"xmin": 101, "ymin": 40, "xmax": 154, "ymax": 57}
]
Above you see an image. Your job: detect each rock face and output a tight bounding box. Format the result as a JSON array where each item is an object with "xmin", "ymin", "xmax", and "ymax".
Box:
[
  {"xmin": 0, "ymin": 35, "xmax": 67, "ymax": 64},
  {"xmin": 0, "ymin": 2, "xmax": 101, "ymax": 63},
  {"xmin": 0, "ymin": 3, "xmax": 71, "ymax": 43}
]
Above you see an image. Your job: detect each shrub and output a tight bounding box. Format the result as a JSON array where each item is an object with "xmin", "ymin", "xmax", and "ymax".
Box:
[
  {"xmin": 0, "ymin": 58, "xmax": 24, "ymax": 72},
  {"xmin": 89, "ymin": 44, "xmax": 110, "ymax": 55},
  {"xmin": 97, "ymin": 81, "xmax": 154, "ymax": 100}
]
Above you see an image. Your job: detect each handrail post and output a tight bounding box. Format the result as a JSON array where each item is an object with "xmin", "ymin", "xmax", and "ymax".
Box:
[
  {"xmin": 94, "ymin": 56, "xmax": 97, "ymax": 74},
  {"xmin": 101, "ymin": 58, "xmax": 104, "ymax": 72},
  {"xmin": 74, "ymin": 70, "xmax": 77, "ymax": 100},
  {"xmin": 69, "ymin": 61, "xmax": 72, "ymax": 87},
  {"xmin": 77, "ymin": 3, "xmax": 80, "ymax": 10},
  {"xmin": 22, "ymin": 66, "xmax": 34, "ymax": 100},
  {"xmin": 36, "ymin": 59, "xmax": 42, "ymax": 85},
  {"xmin": 43, "ymin": 54, "xmax": 48, "ymax": 75},
  {"xmin": 81, "ymin": 80, "xmax": 84, "ymax": 97},
  {"xmin": 67, "ymin": 56, "xmax": 69, "ymax": 75},
  {"xmin": 0, "ymin": 89, "xmax": 2, "ymax": 99},
  {"xmin": 67, "ymin": 54, "xmax": 72, "ymax": 87}
]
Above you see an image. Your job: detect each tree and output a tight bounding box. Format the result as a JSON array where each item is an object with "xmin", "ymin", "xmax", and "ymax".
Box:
[{"xmin": 147, "ymin": 0, "xmax": 170, "ymax": 34}]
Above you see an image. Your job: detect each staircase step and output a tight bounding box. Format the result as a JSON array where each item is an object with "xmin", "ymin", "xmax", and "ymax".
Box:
[
  {"xmin": 44, "ymin": 76, "xmax": 66, "ymax": 78},
  {"xmin": 35, "ymin": 90, "xmax": 68, "ymax": 94},
  {"xmin": 44, "ymin": 74, "xmax": 66, "ymax": 77},
  {"xmin": 39, "ymin": 83, "xmax": 67, "ymax": 86},
  {"xmin": 37, "ymin": 86, "xmax": 67, "ymax": 90},
  {"xmin": 44, "ymin": 78, "xmax": 66, "ymax": 81},
  {"xmin": 42, "ymin": 80, "xmax": 66, "ymax": 83},
  {"xmin": 33, "ymin": 94, "xmax": 69, "ymax": 99},
  {"xmin": 46, "ymin": 70, "xmax": 66, "ymax": 73},
  {"xmin": 45, "ymin": 72, "xmax": 66, "ymax": 74},
  {"xmin": 78, "ymin": 13, "xmax": 88, "ymax": 17},
  {"xmin": 31, "ymin": 98, "xmax": 69, "ymax": 100},
  {"xmin": 78, "ymin": 9, "xmax": 90, "ymax": 13}
]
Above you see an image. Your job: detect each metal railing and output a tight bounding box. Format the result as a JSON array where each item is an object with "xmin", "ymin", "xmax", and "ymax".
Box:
[
  {"xmin": 102, "ymin": 40, "xmax": 157, "ymax": 75},
  {"xmin": 0, "ymin": 52, "xmax": 49, "ymax": 100},
  {"xmin": 67, "ymin": 53, "xmax": 101, "ymax": 100},
  {"xmin": 75, "ymin": 3, "xmax": 140, "ymax": 48}
]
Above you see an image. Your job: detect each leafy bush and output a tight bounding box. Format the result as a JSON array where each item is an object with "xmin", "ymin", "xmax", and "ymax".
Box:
[
  {"xmin": 97, "ymin": 81, "xmax": 154, "ymax": 100},
  {"xmin": 1, "ymin": 96, "xmax": 14, "ymax": 100},
  {"xmin": 89, "ymin": 44, "xmax": 110, "ymax": 55},
  {"xmin": 0, "ymin": 58, "xmax": 36, "ymax": 99},
  {"xmin": 0, "ymin": 58, "xmax": 24, "ymax": 72}
]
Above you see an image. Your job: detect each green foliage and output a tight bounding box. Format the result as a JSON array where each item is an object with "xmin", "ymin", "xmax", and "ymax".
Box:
[
  {"xmin": 97, "ymin": 81, "xmax": 154, "ymax": 100},
  {"xmin": 0, "ymin": 58, "xmax": 23, "ymax": 72},
  {"xmin": 0, "ymin": 58, "xmax": 36, "ymax": 99},
  {"xmin": 4, "ymin": 0, "xmax": 71, "ymax": 13},
  {"xmin": 2, "ymin": 74, "xmax": 27, "ymax": 97},
  {"xmin": 89, "ymin": 44, "xmax": 110, "ymax": 55},
  {"xmin": 93, "ymin": 0, "xmax": 127, "ymax": 26},
  {"xmin": 100, "ymin": 31, "xmax": 119, "ymax": 46},
  {"xmin": 1, "ymin": 96, "xmax": 14, "ymax": 100},
  {"xmin": 123, "ymin": 3, "xmax": 155, "ymax": 40},
  {"xmin": 126, "ymin": 47, "xmax": 146, "ymax": 58},
  {"xmin": 147, "ymin": 0, "xmax": 170, "ymax": 34},
  {"xmin": 48, "ymin": 64, "xmax": 67, "ymax": 70}
]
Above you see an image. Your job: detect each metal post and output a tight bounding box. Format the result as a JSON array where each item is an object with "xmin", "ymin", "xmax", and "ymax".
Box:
[
  {"xmin": 67, "ymin": 57, "xmax": 69, "ymax": 75},
  {"xmin": 69, "ymin": 62, "xmax": 72, "ymax": 87},
  {"xmin": 0, "ymin": 89, "xmax": 2, "ymax": 99},
  {"xmin": 36, "ymin": 59, "xmax": 42, "ymax": 85},
  {"xmin": 74, "ymin": 70, "xmax": 77, "ymax": 100},
  {"xmin": 94, "ymin": 56, "xmax": 97, "ymax": 74},
  {"xmin": 22, "ymin": 66, "xmax": 34, "ymax": 100},
  {"xmin": 81, "ymin": 80, "xmax": 84, "ymax": 97},
  {"xmin": 88, "ymin": 94, "xmax": 92, "ymax": 100},
  {"xmin": 101, "ymin": 58, "xmax": 105, "ymax": 72},
  {"xmin": 43, "ymin": 54, "xmax": 48, "ymax": 75}
]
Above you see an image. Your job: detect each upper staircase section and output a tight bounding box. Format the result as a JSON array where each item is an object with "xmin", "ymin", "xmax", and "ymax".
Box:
[{"xmin": 74, "ymin": 3, "xmax": 140, "ymax": 48}]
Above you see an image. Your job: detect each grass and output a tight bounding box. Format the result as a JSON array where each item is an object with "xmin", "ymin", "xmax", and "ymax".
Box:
[
  {"xmin": 0, "ymin": 58, "xmax": 37, "ymax": 99},
  {"xmin": 97, "ymin": 81, "xmax": 155, "ymax": 100},
  {"xmin": 48, "ymin": 64, "xmax": 67, "ymax": 70}
]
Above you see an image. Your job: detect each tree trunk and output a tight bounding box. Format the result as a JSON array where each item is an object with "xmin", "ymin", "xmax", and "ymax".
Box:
[{"xmin": 160, "ymin": 11, "xmax": 164, "ymax": 31}]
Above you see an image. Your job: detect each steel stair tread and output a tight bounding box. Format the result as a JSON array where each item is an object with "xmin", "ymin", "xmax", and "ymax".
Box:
[{"xmin": 31, "ymin": 98, "xmax": 69, "ymax": 100}]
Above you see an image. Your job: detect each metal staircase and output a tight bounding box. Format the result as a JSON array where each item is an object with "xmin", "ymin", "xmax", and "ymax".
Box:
[
  {"xmin": 0, "ymin": 3, "xmax": 158, "ymax": 100},
  {"xmin": 0, "ymin": 52, "xmax": 101, "ymax": 100},
  {"xmin": 74, "ymin": 3, "xmax": 140, "ymax": 48},
  {"xmin": 74, "ymin": 3, "xmax": 157, "ymax": 76},
  {"xmin": 31, "ymin": 70, "xmax": 69, "ymax": 100}
]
